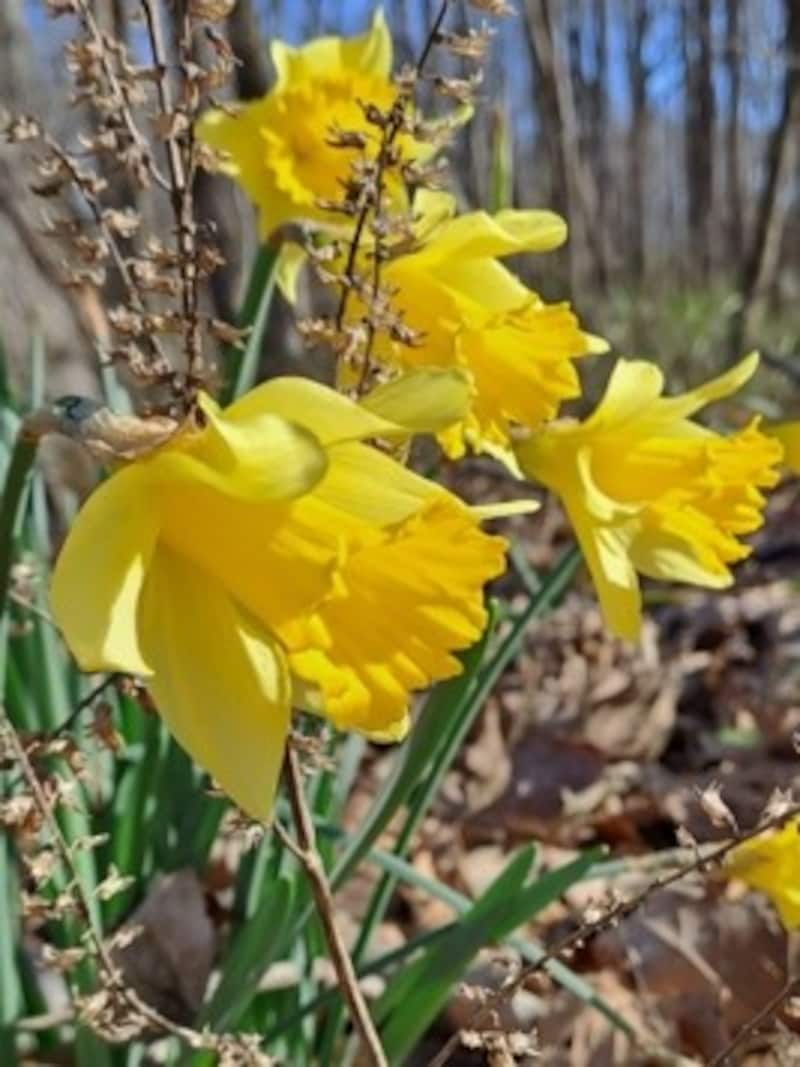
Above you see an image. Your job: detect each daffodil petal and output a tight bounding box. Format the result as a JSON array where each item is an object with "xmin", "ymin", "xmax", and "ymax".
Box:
[
  {"xmin": 316, "ymin": 442, "xmax": 439, "ymax": 525},
  {"xmin": 271, "ymin": 8, "xmax": 391, "ymax": 88},
  {"xmin": 585, "ymin": 332, "xmax": 611, "ymax": 354},
  {"xmin": 628, "ymin": 528, "xmax": 734, "ymax": 588},
  {"xmin": 159, "ymin": 483, "xmax": 339, "ymax": 633},
  {"xmin": 768, "ymin": 420, "xmax": 800, "ymax": 473},
  {"xmin": 292, "ymin": 675, "xmax": 410, "ymax": 742},
  {"xmin": 279, "ymin": 496, "xmax": 506, "ymax": 734},
  {"xmin": 420, "ymin": 209, "xmax": 567, "ymax": 263},
  {"xmin": 51, "ymin": 466, "xmax": 157, "ymax": 676},
  {"xmin": 573, "ymin": 511, "xmax": 641, "ymax": 641},
  {"xmin": 224, "ymin": 377, "xmax": 398, "ymax": 445},
  {"xmin": 656, "ymin": 352, "xmax": 760, "ymax": 423},
  {"xmin": 584, "ymin": 359, "xmax": 666, "ymax": 433},
  {"xmin": 472, "ymin": 500, "xmax": 541, "ymax": 520},
  {"xmin": 189, "ymin": 393, "xmax": 329, "ymax": 500},
  {"xmin": 138, "ymin": 546, "xmax": 291, "ymax": 820},
  {"xmin": 361, "ymin": 369, "xmax": 473, "ymax": 434},
  {"xmin": 727, "ymin": 818, "xmax": 800, "ymax": 929},
  {"xmin": 411, "ymin": 189, "xmax": 459, "ymax": 240},
  {"xmin": 362, "ymin": 713, "xmax": 410, "ymax": 743}
]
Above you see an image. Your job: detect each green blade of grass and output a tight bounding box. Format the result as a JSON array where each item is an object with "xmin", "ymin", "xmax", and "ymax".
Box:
[
  {"xmin": 375, "ymin": 847, "xmax": 599, "ymax": 1063},
  {"xmin": 0, "ymin": 790, "xmax": 23, "ymax": 1064},
  {"xmin": 351, "ymin": 545, "xmax": 582, "ymax": 962},
  {"xmin": 313, "ymin": 822, "xmax": 632, "ymax": 1035},
  {"xmin": 101, "ymin": 701, "xmax": 166, "ymax": 928},
  {"xmin": 200, "ymin": 874, "xmax": 296, "ymax": 1033}
]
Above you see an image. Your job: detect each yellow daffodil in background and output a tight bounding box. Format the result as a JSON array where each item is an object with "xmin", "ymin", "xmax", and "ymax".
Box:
[
  {"xmin": 363, "ymin": 191, "xmax": 606, "ymax": 458},
  {"xmin": 50, "ymin": 371, "xmax": 506, "ymax": 820},
  {"xmin": 197, "ymin": 10, "xmax": 410, "ymax": 237},
  {"xmin": 514, "ymin": 353, "xmax": 782, "ymax": 641},
  {"xmin": 726, "ymin": 817, "xmax": 800, "ymax": 929}
]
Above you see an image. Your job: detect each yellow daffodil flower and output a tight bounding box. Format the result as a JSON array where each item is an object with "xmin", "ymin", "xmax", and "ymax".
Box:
[
  {"xmin": 726, "ymin": 817, "xmax": 800, "ymax": 929},
  {"xmin": 197, "ymin": 10, "xmax": 410, "ymax": 238},
  {"xmin": 356, "ymin": 191, "xmax": 606, "ymax": 458},
  {"xmin": 514, "ymin": 353, "xmax": 782, "ymax": 640},
  {"xmin": 50, "ymin": 371, "xmax": 506, "ymax": 819}
]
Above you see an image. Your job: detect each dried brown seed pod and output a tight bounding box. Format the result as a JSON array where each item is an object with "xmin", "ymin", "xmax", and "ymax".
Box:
[{"xmin": 188, "ymin": 0, "xmax": 236, "ymax": 20}]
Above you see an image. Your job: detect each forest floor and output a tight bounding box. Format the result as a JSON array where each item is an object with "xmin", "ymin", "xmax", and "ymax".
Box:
[{"xmin": 340, "ymin": 468, "xmax": 800, "ymax": 1066}]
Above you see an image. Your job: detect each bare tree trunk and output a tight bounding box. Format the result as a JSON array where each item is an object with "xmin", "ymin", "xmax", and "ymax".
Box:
[
  {"xmin": 626, "ymin": 0, "xmax": 649, "ymax": 282},
  {"xmin": 523, "ymin": 0, "xmax": 606, "ymax": 295},
  {"xmin": 590, "ymin": 0, "xmax": 612, "ymax": 288},
  {"xmin": 729, "ymin": 0, "xmax": 800, "ymax": 356},
  {"xmin": 724, "ymin": 0, "xmax": 744, "ymax": 266},
  {"xmin": 227, "ymin": 0, "xmax": 270, "ymax": 99},
  {"xmin": 683, "ymin": 0, "xmax": 716, "ymax": 281},
  {"xmin": 182, "ymin": 2, "xmax": 272, "ymax": 324}
]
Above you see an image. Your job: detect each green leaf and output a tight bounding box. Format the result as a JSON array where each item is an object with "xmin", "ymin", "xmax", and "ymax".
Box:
[
  {"xmin": 220, "ymin": 241, "xmax": 282, "ymax": 405},
  {"xmin": 200, "ymin": 874, "xmax": 296, "ymax": 1033},
  {"xmin": 101, "ymin": 702, "xmax": 166, "ymax": 927},
  {"xmin": 488, "ymin": 103, "xmax": 514, "ymax": 213},
  {"xmin": 376, "ymin": 847, "xmax": 599, "ymax": 1063},
  {"xmin": 0, "ymin": 800, "xmax": 23, "ymax": 1064},
  {"xmin": 351, "ymin": 546, "xmax": 582, "ymax": 961}
]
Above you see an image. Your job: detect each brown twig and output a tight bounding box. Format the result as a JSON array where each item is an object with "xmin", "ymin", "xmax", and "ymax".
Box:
[
  {"xmin": 427, "ymin": 801, "xmax": 800, "ymax": 1067},
  {"xmin": 0, "ymin": 710, "xmax": 256, "ymax": 1055},
  {"xmin": 277, "ymin": 742, "xmax": 388, "ymax": 1067},
  {"xmin": 708, "ymin": 976, "xmax": 800, "ymax": 1066},
  {"xmin": 50, "ymin": 673, "xmax": 123, "ymax": 738},
  {"xmin": 333, "ymin": 0, "xmax": 451, "ymax": 356},
  {"xmin": 139, "ymin": 0, "xmax": 203, "ymax": 390},
  {"xmin": 73, "ymin": 0, "xmax": 171, "ymax": 192},
  {"xmin": 41, "ymin": 134, "xmax": 168, "ymax": 372}
]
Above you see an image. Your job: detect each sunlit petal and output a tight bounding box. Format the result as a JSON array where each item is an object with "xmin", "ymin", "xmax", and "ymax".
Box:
[
  {"xmin": 138, "ymin": 546, "xmax": 291, "ymax": 820},
  {"xmin": 360, "ymin": 368, "xmax": 473, "ymax": 434},
  {"xmin": 51, "ymin": 466, "xmax": 157, "ymax": 675},
  {"xmin": 271, "ymin": 8, "xmax": 391, "ymax": 87},
  {"xmin": 189, "ymin": 392, "xmax": 329, "ymax": 500}
]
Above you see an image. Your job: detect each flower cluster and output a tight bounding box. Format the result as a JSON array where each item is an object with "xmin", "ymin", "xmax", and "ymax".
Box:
[{"xmin": 49, "ymin": 9, "xmax": 787, "ymax": 820}]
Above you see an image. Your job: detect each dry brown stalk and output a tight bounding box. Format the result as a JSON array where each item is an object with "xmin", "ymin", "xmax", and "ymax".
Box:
[
  {"xmin": 40, "ymin": 133, "xmax": 170, "ymax": 373},
  {"xmin": 139, "ymin": 0, "xmax": 204, "ymax": 390},
  {"xmin": 331, "ymin": 0, "xmax": 453, "ymax": 392},
  {"xmin": 276, "ymin": 742, "xmax": 388, "ymax": 1067}
]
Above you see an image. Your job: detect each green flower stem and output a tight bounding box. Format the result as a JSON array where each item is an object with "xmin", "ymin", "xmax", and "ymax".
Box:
[{"xmin": 220, "ymin": 239, "xmax": 283, "ymax": 405}]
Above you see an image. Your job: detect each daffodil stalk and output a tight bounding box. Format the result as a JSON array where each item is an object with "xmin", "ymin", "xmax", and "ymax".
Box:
[{"xmin": 0, "ymin": 428, "xmax": 39, "ymax": 616}]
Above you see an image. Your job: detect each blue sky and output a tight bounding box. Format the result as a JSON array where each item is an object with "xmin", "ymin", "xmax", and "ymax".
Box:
[{"xmin": 24, "ymin": 0, "xmax": 788, "ymax": 131}]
